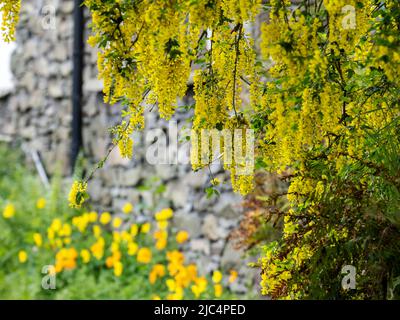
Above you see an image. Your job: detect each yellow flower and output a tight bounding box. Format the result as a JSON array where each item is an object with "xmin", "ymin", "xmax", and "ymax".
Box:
[
  {"xmin": 141, "ymin": 222, "xmax": 151, "ymax": 234},
  {"xmin": 80, "ymin": 249, "xmax": 91, "ymax": 263},
  {"xmin": 3, "ymin": 203, "xmax": 15, "ymax": 219},
  {"xmin": 211, "ymin": 178, "xmax": 220, "ymax": 186},
  {"xmin": 60, "ymin": 224, "xmax": 72, "ymax": 237},
  {"xmin": 130, "ymin": 224, "xmax": 139, "ymax": 236},
  {"xmin": 100, "ymin": 212, "xmax": 111, "ymax": 225},
  {"xmin": 156, "ymin": 238, "xmax": 167, "ymax": 250},
  {"xmin": 90, "ymin": 237, "xmax": 105, "ymax": 260},
  {"xmin": 88, "ymin": 211, "xmax": 98, "ymax": 222},
  {"xmin": 191, "ymin": 277, "xmax": 208, "ymax": 298},
  {"xmin": 176, "ymin": 231, "xmax": 189, "ymax": 244},
  {"xmin": 187, "ymin": 264, "xmax": 198, "ymax": 281},
  {"xmin": 36, "ymin": 198, "xmax": 46, "ymax": 209},
  {"xmin": 127, "ymin": 242, "xmax": 139, "ymax": 255},
  {"xmin": 122, "ymin": 202, "xmax": 133, "ymax": 214},
  {"xmin": 121, "ymin": 230, "xmax": 131, "ymax": 242},
  {"xmin": 111, "ymin": 241, "xmax": 120, "ymax": 253},
  {"xmin": 166, "ymin": 278, "xmax": 176, "ymax": 292},
  {"xmin": 157, "ymin": 220, "xmax": 169, "ymax": 230},
  {"xmin": 229, "ymin": 270, "xmax": 238, "ymax": 283},
  {"xmin": 18, "ymin": 250, "xmax": 28, "ymax": 263},
  {"xmin": 50, "ymin": 219, "xmax": 62, "ymax": 232},
  {"xmin": 152, "ymin": 295, "xmax": 161, "ymax": 300},
  {"xmin": 149, "ymin": 264, "xmax": 166, "ymax": 284},
  {"xmin": 214, "ymin": 284, "xmax": 223, "ymax": 298},
  {"xmin": 33, "ymin": 233, "xmax": 42, "ymax": 247},
  {"xmin": 155, "ymin": 208, "xmax": 173, "ymax": 221},
  {"xmin": 93, "ymin": 225, "xmax": 102, "ymax": 238},
  {"xmin": 112, "ymin": 217, "xmax": 123, "ymax": 229},
  {"xmin": 68, "ymin": 181, "xmax": 88, "ymax": 208},
  {"xmin": 137, "ymin": 247, "xmax": 152, "ymax": 264},
  {"xmin": 212, "ymin": 270, "xmax": 223, "ymax": 284},
  {"xmin": 114, "ymin": 261, "xmax": 123, "ymax": 277}
]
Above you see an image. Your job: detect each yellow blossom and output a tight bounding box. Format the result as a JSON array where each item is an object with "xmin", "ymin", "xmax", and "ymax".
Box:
[
  {"xmin": 155, "ymin": 208, "xmax": 173, "ymax": 221},
  {"xmin": 36, "ymin": 198, "xmax": 46, "ymax": 209},
  {"xmin": 3, "ymin": 203, "xmax": 15, "ymax": 219},
  {"xmin": 114, "ymin": 261, "xmax": 123, "ymax": 277},
  {"xmin": 80, "ymin": 249, "xmax": 91, "ymax": 263},
  {"xmin": 137, "ymin": 247, "xmax": 152, "ymax": 264},
  {"xmin": 122, "ymin": 202, "xmax": 133, "ymax": 214},
  {"xmin": 141, "ymin": 222, "xmax": 151, "ymax": 234},
  {"xmin": 100, "ymin": 212, "xmax": 111, "ymax": 225},
  {"xmin": 157, "ymin": 220, "xmax": 168, "ymax": 230},
  {"xmin": 214, "ymin": 284, "xmax": 223, "ymax": 298},
  {"xmin": 93, "ymin": 225, "xmax": 102, "ymax": 238},
  {"xmin": 33, "ymin": 233, "xmax": 42, "ymax": 247},
  {"xmin": 112, "ymin": 217, "xmax": 123, "ymax": 229},
  {"xmin": 127, "ymin": 242, "xmax": 138, "ymax": 256},
  {"xmin": 156, "ymin": 238, "xmax": 167, "ymax": 250},
  {"xmin": 229, "ymin": 270, "xmax": 238, "ymax": 283},
  {"xmin": 18, "ymin": 250, "xmax": 27, "ymax": 263},
  {"xmin": 176, "ymin": 231, "xmax": 189, "ymax": 244},
  {"xmin": 212, "ymin": 270, "xmax": 223, "ymax": 284}
]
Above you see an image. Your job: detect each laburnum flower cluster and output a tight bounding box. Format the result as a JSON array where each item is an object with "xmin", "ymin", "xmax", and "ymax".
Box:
[
  {"xmin": 84, "ymin": 0, "xmax": 262, "ymax": 196},
  {"xmin": 0, "ymin": 0, "xmax": 20, "ymax": 42},
  {"xmin": 256, "ymin": 0, "xmax": 400, "ymax": 299}
]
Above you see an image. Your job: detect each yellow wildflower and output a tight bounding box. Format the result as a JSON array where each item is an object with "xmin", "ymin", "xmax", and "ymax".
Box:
[
  {"xmin": 80, "ymin": 249, "xmax": 91, "ymax": 263},
  {"xmin": 114, "ymin": 261, "xmax": 123, "ymax": 277},
  {"xmin": 214, "ymin": 284, "xmax": 223, "ymax": 298},
  {"xmin": 212, "ymin": 270, "xmax": 223, "ymax": 284},
  {"xmin": 176, "ymin": 231, "xmax": 189, "ymax": 244},
  {"xmin": 130, "ymin": 224, "xmax": 139, "ymax": 236},
  {"xmin": 36, "ymin": 198, "xmax": 46, "ymax": 209},
  {"xmin": 18, "ymin": 250, "xmax": 27, "ymax": 263},
  {"xmin": 122, "ymin": 202, "xmax": 133, "ymax": 214},
  {"xmin": 93, "ymin": 225, "xmax": 102, "ymax": 238},
  {"xmin": 149, "ymin": 264, "xmax": 166, "ymax": 284},
  {"xmin": 100, "ymin": 212, "xmax": 111, "ymax": 225},
  {"xmin": 141, "ymin": 222, "xmax": 151, "ymax": 234},
  {"xmin": 229, "ymin": 270, "xmax": 238, "ymax": 283},
  {"xmin": 156, "ymin": 238, "xmax": 167, "ymax": 250},
  {"xmin": 33, "ymin": 233, "xmax": 42, "ymax": 247},
  {"xmin": 155, "ymin": 208, "xmax": 173, "ymax": 221},
  {"xmin": 88, "ymin": 211, "xmax": 98, "ymax": 222},
  {"xmin": 157, "ymin": 220, "xmax": 168, "ymax": 230},
  {"xmin": 127, "ymin": 242, "xmax": 139, "ymax": 256},
  {"xmin": 112, "ymin": 217, "xmax": 123, "ymax": 229},
  {"xmin": 3, "ymin": 203, "xmax": 15, "ymax": 219},
  {"xmin": 137, "ymin": 247, "xmax": 152, "ymax": 264}
]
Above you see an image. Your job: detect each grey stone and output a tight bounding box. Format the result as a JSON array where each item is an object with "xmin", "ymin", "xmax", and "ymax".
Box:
[
  {"xmin": 213, "ymin": 193, "xmax": 242, "ymax": 218},
  {"xmin": 172, "ymin": 211, "xmax": 202, "ymax": 238},
  {"xmin": 202, "ymin": 214, "xmax": 220, "ymax": 241},
  {"xmin": 166, "ymin": 180, "xmax": 190, "ymax": 208},
  {"xmin": 84, "ymin": 78, "xmax": 103, "ymax": 92},
  {"xmin": 190, "ymin": 238, "xmax": 210, "ymax": 255},
  {"xmin": 220, "ymin": 241, "xmax": 243, "ymax": 270},
  {"xmin": 48, "ymin": 83, "xmax": 64, "ymax": 98}
]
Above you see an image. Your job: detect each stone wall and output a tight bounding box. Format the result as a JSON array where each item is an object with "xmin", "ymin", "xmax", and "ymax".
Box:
[{"xmin": 0, "ymin": 0, "xmax": 258, "ymax": 293}]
